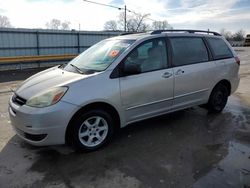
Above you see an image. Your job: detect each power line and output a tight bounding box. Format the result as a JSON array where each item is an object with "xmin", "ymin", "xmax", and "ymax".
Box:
[
  {"xmin": 82, "ymin": 0, "xmax": 158, "ymax": 31},
  {"xmin": 83, "ymin": 0, "xmax": 122, "ymax": 10}
]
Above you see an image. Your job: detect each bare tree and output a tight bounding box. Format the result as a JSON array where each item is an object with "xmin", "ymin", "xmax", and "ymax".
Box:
[
  {"xmin": 220, "ymin": 29, "xmax": 245, "ymax": 41},
  {"xmin": 46, "ymin": 19, "xmax": 61, "ymax": 30},
  {"xmin": 104, "ymin": 13, "xmax": 172, "ymax": 32},
  {"xmin": 0, "ymin": 15, "xmax": 12, "ymax": 28},
  {"xmin": 118, "ymin": 12, "xmax": 150, "ymax": 32},
  {"xmin": 232, "ymin": 29, "xmax": 245, "ymax": 41},
  {"xmin": 61, "ymin": 21, "xmax": 71, "ymax": 30},
  {"xmin": 220, "ymin": 28, "xmax": 232, "ymax": 41},
  {"xmin": 104, "ymin": 20, "xmax": 118, "ymax": 31},
  {"xmin": 151, "ymin": 21, "xmax": 172, "ymax": 30},
  {"xmin": 46, "ymin": 19, "xmax": 71, "ymax": 30}
]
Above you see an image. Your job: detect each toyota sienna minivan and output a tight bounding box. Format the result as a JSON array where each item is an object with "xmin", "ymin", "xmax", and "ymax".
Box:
[{"xmin": 9, "ymin": 30, "xmax": 240, "ymax": 151}]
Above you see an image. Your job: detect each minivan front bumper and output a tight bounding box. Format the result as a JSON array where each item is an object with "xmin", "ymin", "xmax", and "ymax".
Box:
[{"xmin": 9, "ymin": 95, "xmax": 78, "ymax": 146}]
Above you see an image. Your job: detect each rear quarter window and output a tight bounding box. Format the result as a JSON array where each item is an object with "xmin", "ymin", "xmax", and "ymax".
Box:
[{"xmin": 206, "ymin": 37, "xmax": 233, "ymax": 60}]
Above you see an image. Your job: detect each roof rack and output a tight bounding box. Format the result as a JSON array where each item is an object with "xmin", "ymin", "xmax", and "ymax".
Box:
[
  {"xmin": 119, "ymin": 32, "xmax": 144, "ymax": 36},
  {"xmin": 151, "ymin": 29, "xmax": 221, "ymax": 36},
  {"xmin": 120, "ymin": 32, "xmax": 135, "ymax": 36}
]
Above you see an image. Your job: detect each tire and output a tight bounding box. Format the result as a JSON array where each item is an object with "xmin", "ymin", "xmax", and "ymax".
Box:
[
  {"xmin": 69, "ymin": 110, "xmax": 115, "ymax": 151},
  {"xmin": 207, "ymin": 84, "xmax": 229, "ymax": 113}
]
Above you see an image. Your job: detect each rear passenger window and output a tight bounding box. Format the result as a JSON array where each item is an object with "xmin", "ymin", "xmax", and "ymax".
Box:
[
  {"xmin": 207, "ymin": 37, "xmax": 233, "ymax": 60},
  {"xmin": 170, "ymin": 37, "xmax": 209, "ymax": 66}
]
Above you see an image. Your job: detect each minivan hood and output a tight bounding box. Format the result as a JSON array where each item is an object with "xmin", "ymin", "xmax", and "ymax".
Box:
[{"xmin": 15, "ymin": 67, "xmax": 92, "ymax": 99}]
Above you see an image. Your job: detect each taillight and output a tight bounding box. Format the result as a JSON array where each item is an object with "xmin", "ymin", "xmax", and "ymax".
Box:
[{"xmin": 235, "ymin": 56, "xmax": 240, "ymax": 65}]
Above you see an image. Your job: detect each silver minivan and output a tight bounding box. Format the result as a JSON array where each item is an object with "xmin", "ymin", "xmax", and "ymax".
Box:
[{"xmin": 9, "ymin": 30, "xmax": 240, "ymax": 151}]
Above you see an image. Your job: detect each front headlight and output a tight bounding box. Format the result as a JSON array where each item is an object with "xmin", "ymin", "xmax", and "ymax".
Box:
[{"xmin": 26, "ymin": 87, "xmax": 68, "ymax": 108}]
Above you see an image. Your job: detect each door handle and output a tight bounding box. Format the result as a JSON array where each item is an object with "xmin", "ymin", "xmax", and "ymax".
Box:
[
  {"xmin": 175, "ymin": 69, "xmax": 185, "ymax": 75},
  {"xmin": 162, "ymin": 72, "xmax": 172, "ymax": 78}
]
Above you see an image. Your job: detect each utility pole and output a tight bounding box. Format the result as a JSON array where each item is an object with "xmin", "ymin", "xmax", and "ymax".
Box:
[
  {"xmin": 82, "ymin": 0, "xmax": 153, "ymax": 32},
  {"xmin": 124, "ymin": 5, "xmax": 127, "ymax": 32}
]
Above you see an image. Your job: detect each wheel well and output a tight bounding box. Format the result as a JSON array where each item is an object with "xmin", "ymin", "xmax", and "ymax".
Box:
[
  {"xmin": 65, "ymin": 102, "xmax": 121, "ymax": 144},
  {"xmin": 215, "ymin": 80, "xmax": 231, "ymax": 96}
]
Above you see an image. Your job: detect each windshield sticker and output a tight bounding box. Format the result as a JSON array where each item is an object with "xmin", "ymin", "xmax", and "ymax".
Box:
[{"xmin": 109, "ymin": 50, "xmax": 120, "ymax": 58}]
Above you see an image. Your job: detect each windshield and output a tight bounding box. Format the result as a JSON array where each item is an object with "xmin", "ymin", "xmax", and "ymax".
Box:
[{"xmin": 64, "ymin": 39, "xmax": 135, "ymax": 73}]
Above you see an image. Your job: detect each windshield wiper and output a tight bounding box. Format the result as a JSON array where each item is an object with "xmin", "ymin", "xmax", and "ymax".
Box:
[
  {"xmin": 70, "ymin": 64, "xmax": 84, "ymax": 74},
  {"xmin": 58, "ymin": 62, "xmax": 67, "ymax": 69}
]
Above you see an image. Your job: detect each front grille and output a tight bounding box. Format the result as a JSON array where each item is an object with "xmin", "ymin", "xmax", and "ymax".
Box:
[{"xmin": 12, "ymin": 94, "xmax": 27, "ymax": 106}]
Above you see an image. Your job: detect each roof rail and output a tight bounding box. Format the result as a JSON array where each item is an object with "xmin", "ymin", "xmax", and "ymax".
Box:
[
  {"xmin": 119, "ymin": 31, "xmax": 146, "ymax": 36},
  {"xmin": 120, "ymin": 32, "xmax": 135, "ymax": 36},
  {"xmin": 151, "ymin": 29, "xmax": 221, "ymax": 36}
]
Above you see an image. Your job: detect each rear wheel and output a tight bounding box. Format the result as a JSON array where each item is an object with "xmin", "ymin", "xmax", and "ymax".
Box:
[
  {"xmin": 207, "ymin": 84, "xmax": 229, "ymax": 113},
  {"xmin": 69, "ymin": 110, "xmax": 115, "ymax": 151}
]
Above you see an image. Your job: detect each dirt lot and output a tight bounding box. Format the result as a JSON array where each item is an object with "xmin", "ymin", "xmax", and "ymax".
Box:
[{"xmin": 0, "ymin": 48, "xmax": 250, "ymax": 188}]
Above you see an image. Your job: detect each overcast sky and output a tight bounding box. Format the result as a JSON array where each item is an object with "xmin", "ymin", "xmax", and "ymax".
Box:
[{"xmin": 0, "ymin": 0, "xmax": 250, "ymax": 33}]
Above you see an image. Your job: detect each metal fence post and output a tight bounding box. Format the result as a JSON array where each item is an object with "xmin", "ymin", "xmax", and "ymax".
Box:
[
  {"xmin": 36, "ymin": 31, "xmax": 40, "ymax": 68},
  {"xmin": 77, "ymin": 32, "xmax": 80, "ymax": 54},
  {"xmin": 36, "ymin": 31, "xmax": 40, "ymax": 56}
]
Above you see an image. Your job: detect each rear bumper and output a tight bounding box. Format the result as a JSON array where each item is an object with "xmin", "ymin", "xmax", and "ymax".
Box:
[
  {"xmin": 231, "ymin": 75, "xmax": 240, "ymax": 94},
  {"xmin": 9, "ymin": 97, "xmax": 78, "ymax": 146}
]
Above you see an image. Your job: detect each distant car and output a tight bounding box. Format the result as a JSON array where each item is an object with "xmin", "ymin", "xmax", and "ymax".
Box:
[{"xmin": 9, "ymin": 30, "xmax": 240, "ymax": 151}]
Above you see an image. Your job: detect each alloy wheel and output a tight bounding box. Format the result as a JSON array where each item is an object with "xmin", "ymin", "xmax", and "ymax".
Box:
[{"xmin": 78, "ymin": 116, "xmax": 109, "ymax": 147}]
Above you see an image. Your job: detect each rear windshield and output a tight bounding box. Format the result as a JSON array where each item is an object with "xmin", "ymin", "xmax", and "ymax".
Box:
[{"xmin": 206, "ymin": 37, "xmax": 233, "ymax": 60}]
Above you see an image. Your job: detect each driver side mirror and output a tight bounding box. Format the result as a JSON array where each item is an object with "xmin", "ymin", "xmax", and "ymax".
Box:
[{"xmin": 122, "ymin": 63, "xmax": 141, "ymax": 76}]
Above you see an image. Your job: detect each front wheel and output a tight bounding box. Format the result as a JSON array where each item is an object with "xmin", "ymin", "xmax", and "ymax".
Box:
[
  {"xmin": 207, "ymin": 84, "xmax": 229, "ymax": 113},
  {"xmin": 69, "ymin": 110, "xmax": 115, "ymax": 151}
]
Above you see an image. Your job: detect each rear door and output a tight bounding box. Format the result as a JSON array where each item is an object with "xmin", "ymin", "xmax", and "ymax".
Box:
[
  {"xmin": 119, "ymin": 38, "xmax": 174, "ymax": 123},
  {"xmin": 169, "ymin": 37, "xmax": 215, "ymax": 109}
]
